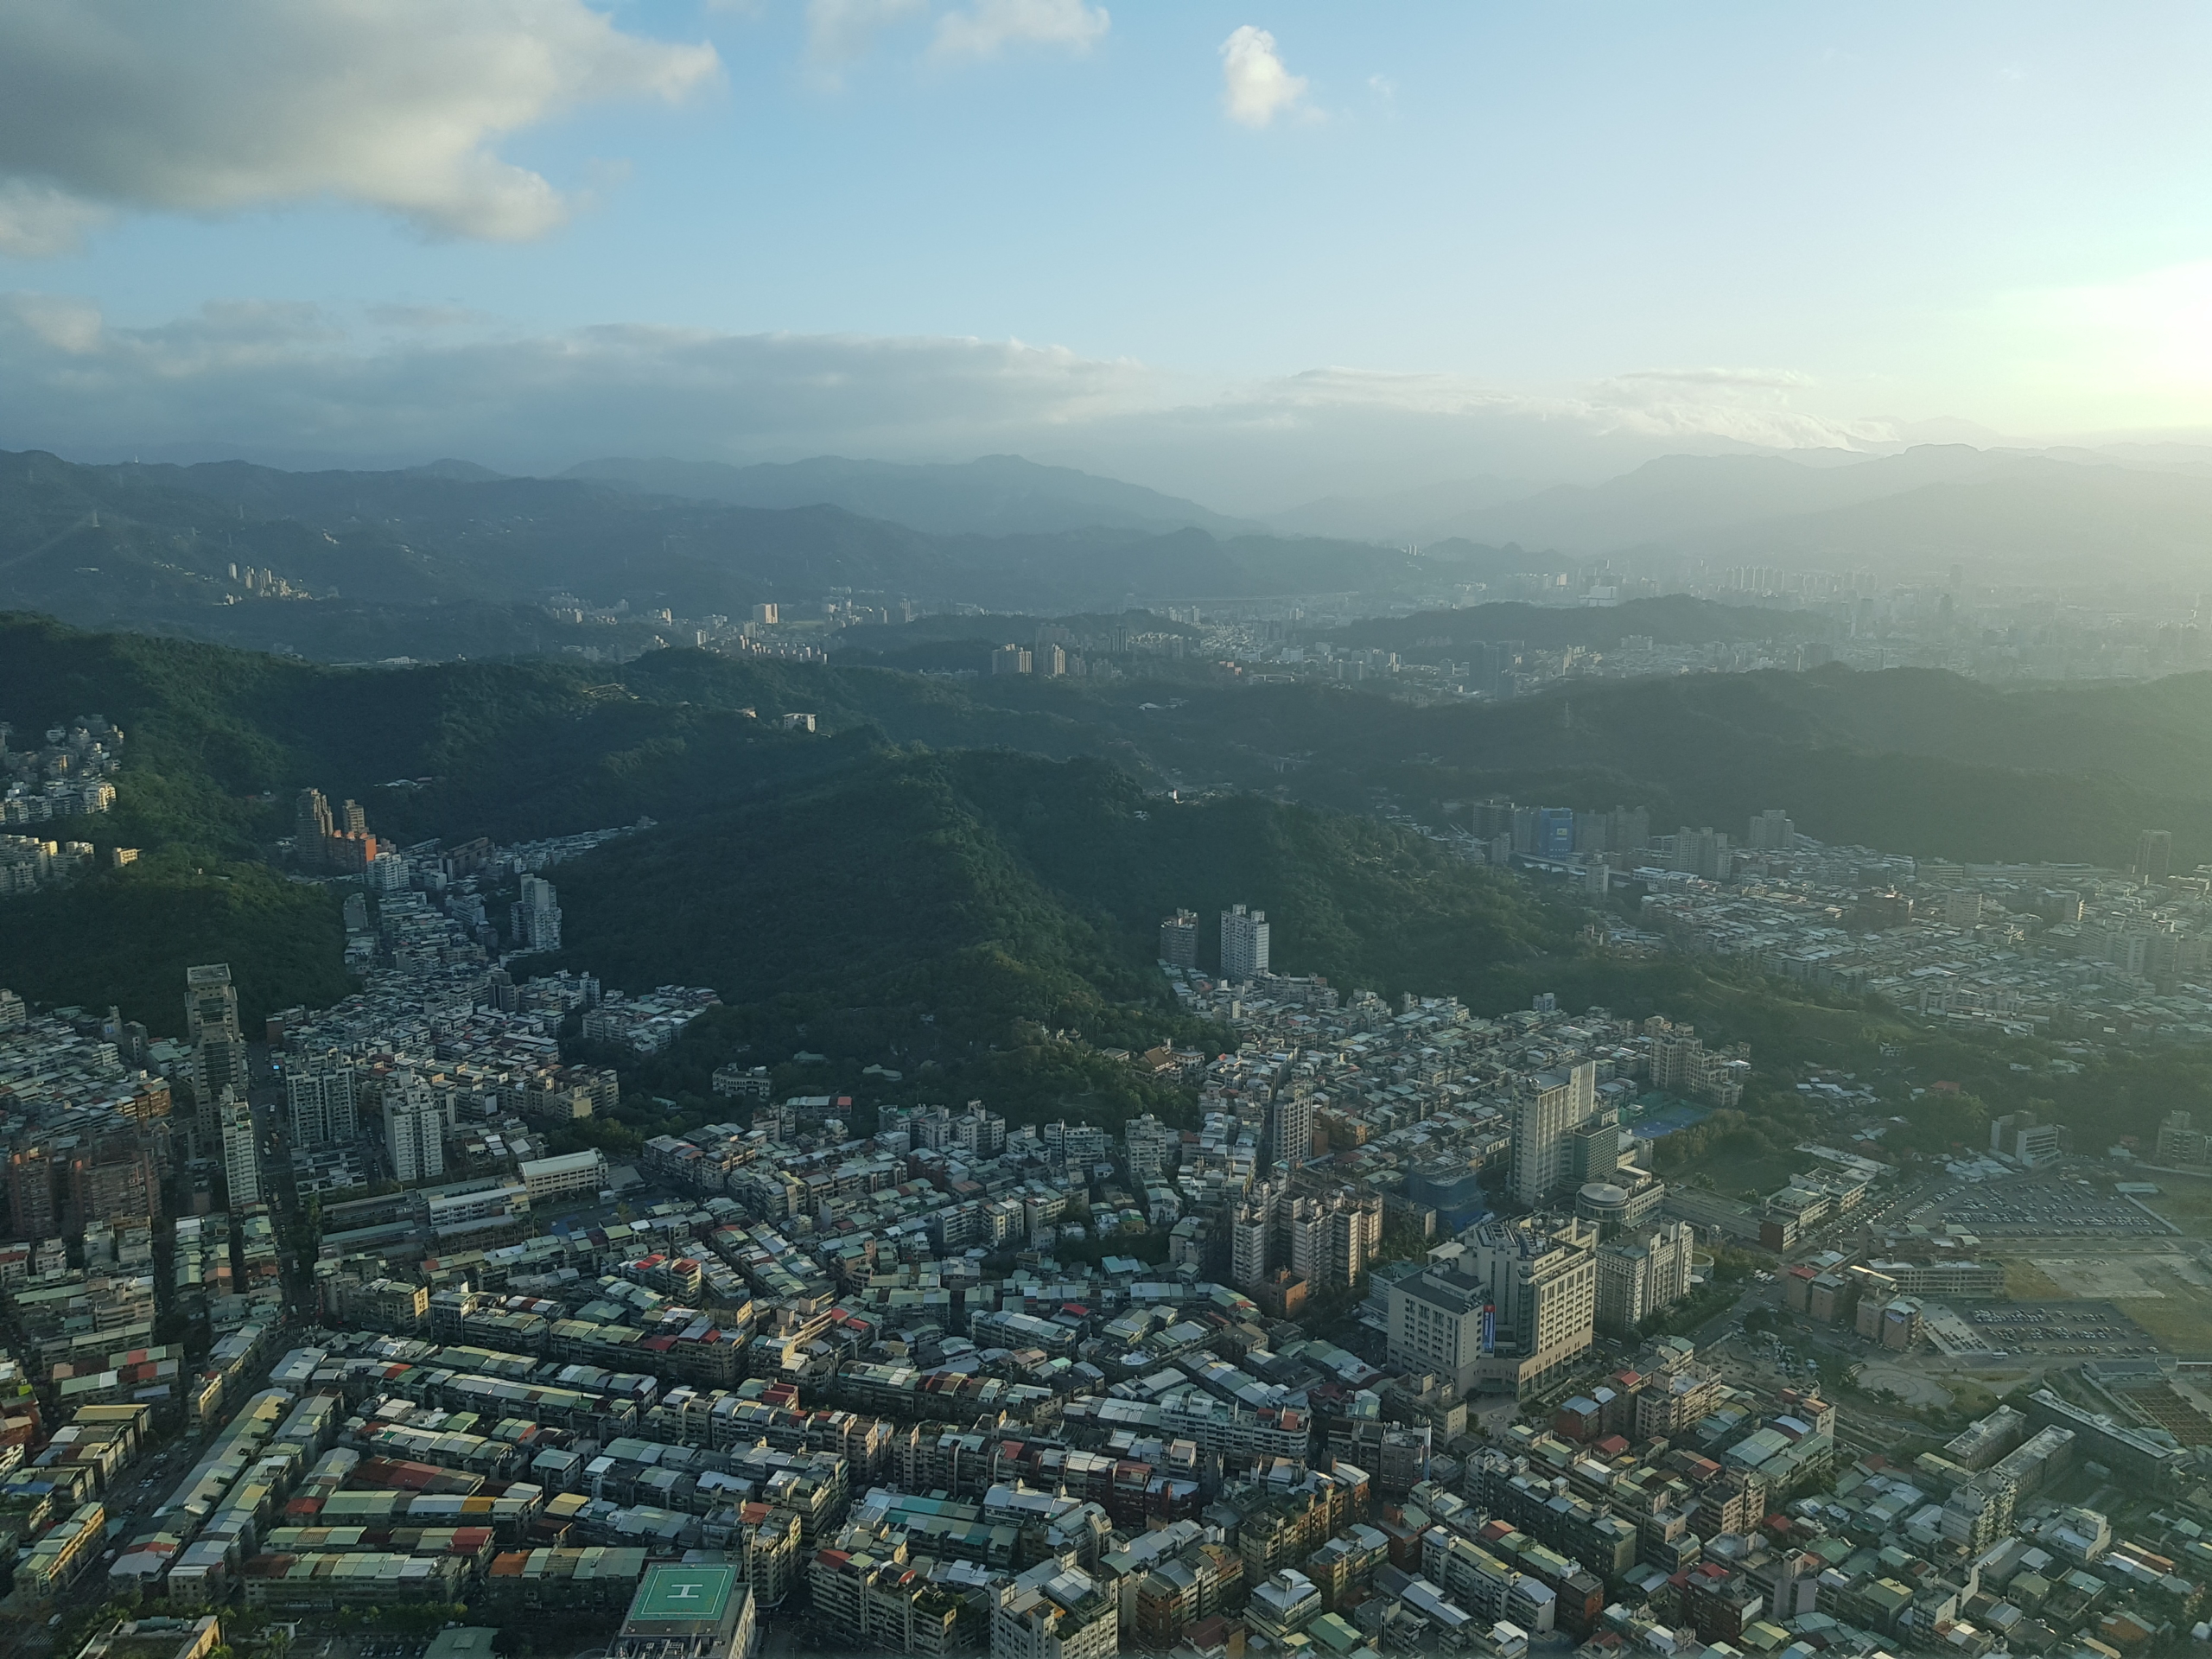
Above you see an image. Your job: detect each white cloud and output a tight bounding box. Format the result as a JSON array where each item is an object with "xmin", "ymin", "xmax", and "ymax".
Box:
[
  {"xmin": 0, "ymin": 1, "xmax": 719, "ymax": 252},
  {"xmin": 806, "ymin": 0, "xmax": 927, "ymax": 71},
  {"xmin": 931, "ymin": 0, "xmax": 1110, "ymax": 62},
  {"xmin": 0, "ymin": 181, "xmax": 111, "ymax": 259},
  {"xmin": 1220, "ymin": 25, "xmax": 1309, "ymax": 128}
]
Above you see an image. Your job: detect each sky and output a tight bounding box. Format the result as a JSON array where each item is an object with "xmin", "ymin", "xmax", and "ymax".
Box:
[{"xmin": 3, "ymin": 1, "xmax": 2211, "ymax": 510}]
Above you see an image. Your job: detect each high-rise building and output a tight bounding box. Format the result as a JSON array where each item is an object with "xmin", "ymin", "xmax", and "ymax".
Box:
[
  {"xmin": 383, "ymin": 1069, "xmax": 445, "ymax": 1184},
  {"xmin": 66, "ymin": 1124, "xmax": 162, "ymax": 1231},
  {"xmin": 185, "ymin": 962, "xmax": 240, "ymax": 1047},
  {"xmin": 1220, "ymin": 904, "xmax": 1270, "ymax": 981},
  {"xmin": 1595, "ymin": 1220, "xmax": 1695, "ymax": 1335},
  {"xmin": 5, "ymin": 1140, "xmax": 60, "ymax": 1240},
  {"xmin": 294, "ymin": 788, "xmax": 335, "ymax": 867},
  {"xmin": 2139, "ymin": 829, "xmax": 2174, "ymax": 882},
  {"xmin": 219, "ymin": 1087, "xmax": 261, "ymax": 1207},
  {"xmin": 186, "ymin": 963, "xmax": 247, "ymax": 1150},
  {"xmin": 286, "ymin": 1051, "xmax": 359, "ymax": 1148},
  {"xmin": 1461, "ymin": 1216, "xmax": 1598, "ymax": 1387},
  {"xmin": 1231, "ymin": 1182, "xmax": 1279, "ymax": 1289},
  {"xmin": 1263, "ymin": 1090, "xmax": 1314, "ymax": 1174},
  {"xmin": 1669, "ymin": 825, "xmax": 1732, "ymax": 880},
  {"xmin": 1389, "ymin": 1216, "xmax": 1598, "ymax": 1397},
  {"xmin": 514, "ymin": 874, "xmax": 563, "ymax": 951},
  {"xmin": 1746, "ymin": 809, "xmax": 1796, "ymax": 851},
  {"xmin": 1510, "ymin": 1061, "xmax": 1598, "ymax": 1207},
  {"xmin": 1644, "ymin": 1019, "xmax": 1745, "ymax": 1109},
  {"xmin": 1570, "ymin": 1108, "xmax": 1625, "ymax": 1185},
  {"xmin": 1287, "ymin": 1188, "xmax": 1383, "ymax": 1294},
  {"xmin": 1158, "ymin": 910, "xmax": 1199, "ymax": 969}
]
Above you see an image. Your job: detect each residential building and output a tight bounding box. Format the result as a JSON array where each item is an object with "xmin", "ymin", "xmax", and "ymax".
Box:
[
  {"xmin": 2139, "ymin": 828, "xmax": 2173, "ymax": 881},
  {"xmin": 1746, "ymin": 809, "xmax": 1796, "ymax": 851},
  {"xmin": 1219, "ymin": 905, "xmax": 1270, "ymax": 982},
  {"xmin": 1287, "ymin": 1188, "xmax": 1382, "ymax": 1294},
  {"xmin": 384, "ymin": 1069, "xmax": 446, "ymax": 1184},
  {"xmin": 187, "ymin": 963, "xmax": 247, "ymax": 1145},
  {"xmin": 219, "ymin": 1088, "xmax": 260, "ymax": 1208},
  {"xmin": 286, "ymin": 1050, "xmax": 358, "ymax": 1148},
  {"xmin": 992, "ymin": 1561, "xmax": 1115, "ymax": 1659},
  {"xmin": 1158, "ymin": 911, "xmax": 1198, "ymax": 969},
  {"xmin": 1593, "ymin": 1221, "xmax": 1694, "ymax": 1336},
  {"xmin": 1265, "ymin": 1090, "xmax": 1314, "ymax": 1174},
  {"xmin": 1509, "ymin": 1062, "xmax": 1597, "ymax": 1206},
  {"xmin": 515, "ymin": 875, "xmax": 563, "ymax": 952}
]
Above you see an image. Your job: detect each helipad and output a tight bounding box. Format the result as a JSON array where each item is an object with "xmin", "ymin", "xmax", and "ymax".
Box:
[{"xmin": 626, "ymin": 1562, "xmax": 738, "ymax": 1632}]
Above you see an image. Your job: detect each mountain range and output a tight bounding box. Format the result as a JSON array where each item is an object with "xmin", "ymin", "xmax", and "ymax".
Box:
[
  {"xmin": 561, "ymin": 454, "xmax": 1262, "ymax": 537},
  {"xmin": 1293, "ymin": 444, "xmax": 2212, "ymax": 581},
  {"xmin": 0, "ymin": 449, "xmax": 1504, "ymax": 655}
]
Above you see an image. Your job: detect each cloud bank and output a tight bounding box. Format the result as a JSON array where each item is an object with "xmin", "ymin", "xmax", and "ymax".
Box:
[
  {"xmin": 0, "ymin": 294, "xmax": 1904, "ymax": 507},
  {"xmin": 0, "ymin": 0, "xmax": 719, "ymax": 253}
]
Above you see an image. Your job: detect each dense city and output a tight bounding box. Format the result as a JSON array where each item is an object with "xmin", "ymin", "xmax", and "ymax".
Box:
[{"xmin": 6, "ymin": 773, "xmax": 2212, "ymax": 1659}]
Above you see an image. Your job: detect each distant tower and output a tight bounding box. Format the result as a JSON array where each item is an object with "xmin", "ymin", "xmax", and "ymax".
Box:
[
  {"xmin": 1158, "ymin": 910, "xmax": 1198, "ymax": 969},
  {"xmin": 1219, "ymin": 904, "xmax": 1270, "ymax": 982},
  {"xmin": 1749, "ymin": 809, "xmax": 1796, "ymax": 852},
  {"xmin": 2139, "ymin": 830, "xmax": 2173, "ymax": 883}
]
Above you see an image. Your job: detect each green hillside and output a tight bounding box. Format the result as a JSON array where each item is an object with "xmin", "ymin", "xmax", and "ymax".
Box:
[{"xmin": 537, "ymin": 747, "xmax": 1576, "ymax": 1122}]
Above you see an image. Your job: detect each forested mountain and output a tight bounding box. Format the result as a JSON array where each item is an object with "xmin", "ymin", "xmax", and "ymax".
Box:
[{"xmin": 12, "ymin": 610, "xmax": 2212, "ymax": 1043}]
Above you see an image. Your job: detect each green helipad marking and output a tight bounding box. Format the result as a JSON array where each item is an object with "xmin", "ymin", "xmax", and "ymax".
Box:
[{"xmin": 632, "ymin": 1562, "xmax": 736, "ymax": 1624}]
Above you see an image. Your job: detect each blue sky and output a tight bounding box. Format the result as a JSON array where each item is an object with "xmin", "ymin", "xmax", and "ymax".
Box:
[{"xmin": 3, "ymin": 2, "xmax": 2210, "ymax": 505}]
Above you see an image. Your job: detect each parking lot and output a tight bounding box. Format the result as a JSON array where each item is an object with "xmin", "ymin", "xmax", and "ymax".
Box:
[
  {"xmin": 1928, "ymin": 1180, "xmax": 2171, "ymax": 1239},
  {"xmin": 1965, "ymin": 1300, "xmax": 2160, "ymax": 1357}
]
